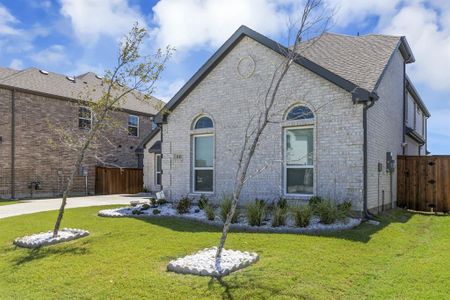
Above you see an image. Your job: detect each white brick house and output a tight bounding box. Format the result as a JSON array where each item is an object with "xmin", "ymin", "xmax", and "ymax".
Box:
[{"xmin": 140, "ymin": 26, "xmax": 430, "ymax": 214}]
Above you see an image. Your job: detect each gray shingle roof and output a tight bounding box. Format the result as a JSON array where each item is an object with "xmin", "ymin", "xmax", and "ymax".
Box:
[
  {"xmin": 296, "ymin": 33, "xmax": 403, "ymax": 91},
  {"xmin": 0, "ymin": 67, "xmax": 164, "ymax": 115}
]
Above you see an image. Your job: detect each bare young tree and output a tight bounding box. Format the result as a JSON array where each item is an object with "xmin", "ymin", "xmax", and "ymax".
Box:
[
  {"xmin": 215, "ymin": 0, "xmax": 331, "ymax": 261},
  {"xmin": 51, "ymin": 24, "xmax": 173, "ymax": 237}
]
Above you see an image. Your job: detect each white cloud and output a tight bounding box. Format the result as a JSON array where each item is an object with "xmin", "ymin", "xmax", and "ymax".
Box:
[
  {"xmin": 381, "ymin": 3, "xmax": 450, "ymax": 91},
  {"xmin": 324, "ymin": 0, "xmax": 401, "ymax": 28},
  {"xmin": 153, "ymin": 79, "xmax": 186, "ymax": 102},
  {"xmin": 9, "ymin": 59, "xmax": 24, "ymax": 70},
  {"xmin": 30, "ymin": 45, "xmax": 68, "ymax": 65},
  {"xmin": 60, "ymin": 0, "xmax": 146, "ymax": 44},
  {"xmin": 0, "ymin": 4, "xmax": 21, "ymax": 35},
  {"xmin": 151, "ymin": 0, "xmax": 303, "ymax": 51}
]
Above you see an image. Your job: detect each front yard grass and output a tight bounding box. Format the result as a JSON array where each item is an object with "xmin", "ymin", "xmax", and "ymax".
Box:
[
  {"xmin": 0, "ymin": 206, "xmax": 449, "ymax": 299},
  {"xmin": 0, "ymin": 199, "xmax": 20, "ymax": 206}
]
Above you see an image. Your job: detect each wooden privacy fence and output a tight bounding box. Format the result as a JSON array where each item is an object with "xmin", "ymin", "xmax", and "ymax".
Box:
[
  {"xmin": 95, "ymin": 167, "xmax": 143, "ymax": 195},
  {"xmin": 397, "ymin": 156, "xmax": 450, "ymax": 213}
]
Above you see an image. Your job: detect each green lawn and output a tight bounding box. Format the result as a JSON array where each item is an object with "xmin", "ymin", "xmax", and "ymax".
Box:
[
  {"xmin": 0, "ymin": 207, "xmax": 449, "ymax": 299},
  {"xmin": 0, "ymin": 199, "xmax": 20, "ymax": 206}
]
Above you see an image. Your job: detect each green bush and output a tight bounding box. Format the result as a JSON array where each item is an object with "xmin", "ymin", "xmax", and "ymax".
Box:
[
  {"xmin": 198, "ymin": 194, "xmax": 209, "ymax": 210},
  {"xmin": 247, "ymin": 199, "xmax": 266, "ymax": 226},
  {"xmin": 204, "ymin": 204, "xmax": 215, "ymax": 221},
  {"xmin": 176, "ymin": 196, "xmax": 192, "ymax": 214},
  {"xmin": 152, "ymin": 209, "xmax": 161, "ymax": 215},
  {"xmin": 149, "ymin": 198, "xmax": 157, "ymax": 207},
  {"xmin": 141, "ymin": 203, "xmax": 150, "ymax": 210},
  {"xmin": 308, "ymin": 196, "xmax": 323, "ymax": 212},
  {"xmin": 219, "ymin": 196, "xmax": 239, "ymax": 223},
  {"xmin": 132, "ymin": 209, "xmax": 142, "ymax": 215},
  {"xmin": 271, "ymin": 205, "xmax": 288, "ymax": 227},
  {"xmin": 157, "ymin": 198, "xmax": 167, "ymax": 205},
  {"xmin": 276, "ymin": 197, "xmax": 288, "ymax": 209},
  {"xmin": 337, "ymin": 201, "xmax": 352, "ymax": 218},
  {"xmin": 292, "ymin": 205, "xmax": 312, "ymax": 227},
  {"xmin": 315, "ymin": 200, "xmax": 340, "ymax": 224}
]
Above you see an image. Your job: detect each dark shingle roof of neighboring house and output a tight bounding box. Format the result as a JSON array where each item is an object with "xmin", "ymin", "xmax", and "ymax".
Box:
[
  {"xmin": 136, "ymin": 127, "xmax": 161, "ymax": 152},
  {"xmin": 296, "ymin": 32, "xmax": 414, "ymax": 92},
  {"xmin": 0, "ymin": 67, "xmax": 164, "ymax": 115},
  {"xmin": 155, "ymin": 25, "xmax": 416, "ymax": 123}
]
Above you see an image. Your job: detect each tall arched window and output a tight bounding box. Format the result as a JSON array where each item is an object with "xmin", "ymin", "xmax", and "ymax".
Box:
[
  {"xmin": 194, "ymin": 116, "xmax": 213, "ymax": 129},
  {"xmin": 286, "ymin": 105, "xmax": 314, "ymax": 120},
  {"xmin": 192, "ymin": 115, "xmax": 214, "ymax": 192},
  {"xmin": 284, "ymin": 105, "xmax": 314, "ymax": 195}
]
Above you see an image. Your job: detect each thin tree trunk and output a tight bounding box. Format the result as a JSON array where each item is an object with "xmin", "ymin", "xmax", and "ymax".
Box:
[{"xmin": 52, "ymin": 113, "xmax": 106, "ymax": 237}]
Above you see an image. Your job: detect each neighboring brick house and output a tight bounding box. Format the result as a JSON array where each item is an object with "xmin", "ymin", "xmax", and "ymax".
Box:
[
  {"xmin": 141, "ymin": 26, "xmax": 430, "ymax": 214},
  {"xmin": 0, "ymin": 67, "xmax": 162, "ymax": 199}
]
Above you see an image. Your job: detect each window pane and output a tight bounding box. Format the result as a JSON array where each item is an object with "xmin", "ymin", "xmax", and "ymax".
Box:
[
  {"xmin": 195, "ymin": 117, "xmax": 213, "ymax": 129},
  {"xmin": 195, "ymin": 136, "xmax": 213, "ymax": 167},
  {"xmin": 128, "ymin": 126, "xmax": 138, "ymax": 136},
  {"xmin": 156, "ymin": 155, "xmax": 161, "ymax": 172},
  {"xmin": 286, "ymin": 168, "xmax": 313, "ymax": 194},
  {"xmin": 79, "ymin": 107, "xmax": 91, "ymax": 119},
  {"xmin": 79, "ymin": 118, "xmax": 91, "ymax": 129},
  {"xmin": 287, "ymin": 106, "xmax": 314, "ymax": 120},
  {"xmin": 195, "ymin": 170, "xmax": 213, "ymax": 192},
  {"xmin": 286, "ymin": 128, "xmax": 313, "ymax": 165},
  {"xmin": 156, "ymin": 173, "xmax": 161, "ymax": 185},
  {"xmin": 128, "ymin": 115, "xmax": 138, "ymax": 126}
]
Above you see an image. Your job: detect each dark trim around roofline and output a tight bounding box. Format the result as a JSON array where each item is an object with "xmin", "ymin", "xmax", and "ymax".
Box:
[
  {"xmin": 405, "ymin": 126, "xmax": 426, "ymax": 144},
  {"xmin": 135, "ymin": 127, "xmax": 161, "ymax": 153},
  {"xmin": 155, "ymin": 25, "xmax": 374, "ymax": 124},
  {"xmin": 0, "ymin": 83, "xmax": 156, "ymax": 118},
  {"xmin": 405, "ymin": 76, "xmax": 431, "ymax": 117}
]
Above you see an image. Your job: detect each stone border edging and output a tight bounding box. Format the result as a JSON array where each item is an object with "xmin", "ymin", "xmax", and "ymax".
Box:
[
  {"xmin": 13, "ymin": 228, "xmax": 90, "ymax": 249},
  {"xmin": 98, "ymin": 210, "xmax": 361, "ymax": 234}
]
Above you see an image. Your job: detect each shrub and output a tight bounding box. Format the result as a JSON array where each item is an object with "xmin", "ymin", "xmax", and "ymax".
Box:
[
  {"xmin": 271, "ymin": 205, "xmax": 288, "ymax": 227},
  {"xmin": 337, "ymin": 201, "xmax": 352, "ymax": 218},
  {"xmin": 149, "ymin": 198, "xmax": 157, "ymax": 207},
  {"xmin": 141, "ymin": 203, "xmax": 150, "ymax": 210},
  {"xmin": 152, "ymin": 209, "xmax": 161, "ymax": 215},
  {"xmin": 132, "ymin": 209, "xmax": 142, "ymax": 215},
  {"xmin": 315, "ymin": 200, "xmax": 339, "ymax": 224},
  {"xmin": 198, "ymin": 194, "xmax": 209, "ymax": 210},
  {"xmin": 176, "ymin": 196, "xmax": 192, "ymax": 214},
  {"xmin": 143, "ymin": 186, "xmax": 150, "ymax": 193},
  {"xmin": 157, "ymin": 198, "xmax": 167, "ymax": 205},
  {"xmin": 276, "ymin": 197, "xmax": 288, "ymax": 209},
  {"xmin": 204, "ymin": 204, "xmax": 215, "ymax": 221},
  {"xmin": 292, "ymin": 205, "xmax": 312, "ymax": 227},
  {"xmin": 308, "ymin": 196, "xmax": 323, "ymax": 212},
  {"xmin": 219, "ymin": 196, "xmax": 239, "ymax": 223},
  {"xmin": 247, "ymin": 199, "xmax": 266, "ymax": 226}
]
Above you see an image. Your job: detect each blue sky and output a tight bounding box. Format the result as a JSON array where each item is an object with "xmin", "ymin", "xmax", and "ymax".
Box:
[{"xmin": 1, "ymin": 0, "xmax": 449, "ymax": 154}]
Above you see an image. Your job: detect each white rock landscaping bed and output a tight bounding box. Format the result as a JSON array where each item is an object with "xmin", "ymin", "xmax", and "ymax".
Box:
[
  {"xmin": 167, "ymin": 247, "xmax": 259, "ymax": 277},
  {"xmin": 98, "ymin": 204, "xmax": 361, "ymax": 234},
  {"xmin": 13, "ymin": 228, "xmax": 89, "ymax": 249}
]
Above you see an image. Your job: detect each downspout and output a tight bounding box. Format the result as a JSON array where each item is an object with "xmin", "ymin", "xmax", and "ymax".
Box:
[
  {"xmin": 363, "ymin": 98, "xmax": 377, "ymax": 219},
  {"xmin": 10, "ymin": 88, "xmax": 16, "ymax": 199},
  {"xmin": 159, "ymin": 123, "xmax": 163, "ymax": 191},
  {"xmin": 402, "ymin": 62, "xmax": 406, "ymax": 155}
]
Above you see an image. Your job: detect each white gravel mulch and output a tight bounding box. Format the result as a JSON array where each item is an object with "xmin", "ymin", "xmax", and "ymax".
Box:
[
  {"xmin": 167, "ymin": 247, "xmax": 259, "ymax": 277},
  {"xmin": 98, "ymin": 204, "xmax": 361, "ymax": 234},
  {"xmin": 13, "ymin": 228, "xmax": 89, "ymax": 249}
]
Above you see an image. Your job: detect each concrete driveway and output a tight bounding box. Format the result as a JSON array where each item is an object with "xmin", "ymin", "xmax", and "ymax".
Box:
[{"xmin": 0, "ymin": 194, "xmax": 147, "ymax": 219}]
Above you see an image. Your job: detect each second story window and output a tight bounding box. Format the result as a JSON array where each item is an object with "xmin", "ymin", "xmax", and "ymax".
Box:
[
  {"xmin": 78, "ymin": 106, "xmax": 92, "ymax": 130},
  {"xmin": 128, "ymin": 115, "xmax": 139, "ymax": 137}
]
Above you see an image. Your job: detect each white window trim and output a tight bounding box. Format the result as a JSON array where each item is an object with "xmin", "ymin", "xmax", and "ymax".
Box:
[
  {"xmin": 283, "ymin": 125, "xmax": 315, "ymax": 197},
  {"xmin": 155, "ymin": 154, "xmax": 161, "ymax": 186},
  {"xmin": 78, "ymin": 106, "xmax": 92, "ymax": 130},
  {"xmin": 192, "ymin": 133, "xmax": 214, "ymax": 194},
  {"xmin": 128, "ymin": 115, "xmax": 139, "ymax": 137}
]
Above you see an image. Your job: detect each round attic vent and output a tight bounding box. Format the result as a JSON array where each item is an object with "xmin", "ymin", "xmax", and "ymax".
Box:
[{"xmin": 39, "ymin": 69, "xmax": 49, "ymax": 75}]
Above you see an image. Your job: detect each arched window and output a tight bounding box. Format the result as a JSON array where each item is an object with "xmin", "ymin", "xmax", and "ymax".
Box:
[
  {"xmin": 286, "ymin": 105, "xmax": 314, "ymax": 120},
  {"xmin": 194, "ymin": 116, "xmax": 213, "ymax": 129}
]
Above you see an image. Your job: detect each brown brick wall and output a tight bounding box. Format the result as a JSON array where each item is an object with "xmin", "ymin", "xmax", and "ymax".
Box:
[{"xmin": 0, "ymin": 88, "xmax": 152, "ymax": 199}]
